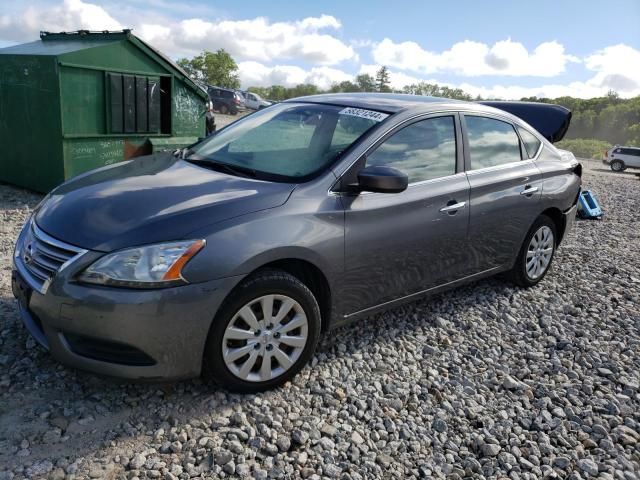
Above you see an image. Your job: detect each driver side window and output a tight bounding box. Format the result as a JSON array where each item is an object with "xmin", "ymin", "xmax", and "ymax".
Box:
[{"xmin": 366, "ymin": 116, "xmax": 457, "ymax": 184}]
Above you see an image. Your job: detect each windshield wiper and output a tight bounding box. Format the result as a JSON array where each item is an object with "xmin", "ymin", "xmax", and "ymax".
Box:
[
  {"xmin": 184, "ymin": 157, "xmax": 257, "ymax": 178},
  {"xmin": 174, "ymin": 147, "xmax": 194, "ymax": 159}
]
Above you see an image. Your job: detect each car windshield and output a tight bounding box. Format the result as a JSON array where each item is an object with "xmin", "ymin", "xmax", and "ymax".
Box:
[{"xmin": 187, "ymin": 102, "xmax": 387, "ymax": 181}]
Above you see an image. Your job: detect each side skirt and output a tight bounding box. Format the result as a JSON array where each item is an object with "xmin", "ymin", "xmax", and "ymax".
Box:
[{"xmin": 330, "ymin": 266, "xmax": 504, "ymax": 329}]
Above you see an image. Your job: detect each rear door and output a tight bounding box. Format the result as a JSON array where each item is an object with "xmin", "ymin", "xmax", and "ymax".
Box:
[
  {"xmin": 246, "ymin": 93, "xmax": 257, "ymax": 109},
  {"xmin": 340, "ymin": 114, "xmax": 471, "ymax": 315},
  {"xmin": 622, "ymin": 148, "xmax": 640, "ymax": 167},
  {"xmin": 462, "ymin": 114, "xmax": 543, "ymax": 272}
]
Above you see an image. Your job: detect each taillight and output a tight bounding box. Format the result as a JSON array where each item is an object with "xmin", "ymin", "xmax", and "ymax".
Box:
[{"xmin": 573, "ymin": 163, "xmax": 582, "ymax": 178}]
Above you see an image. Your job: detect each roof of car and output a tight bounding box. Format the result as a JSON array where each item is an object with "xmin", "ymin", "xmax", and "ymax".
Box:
[
  {"xmin": 208, "ymin": 86, "xmax": 236, "ymax": 92},
  {"xmin": 285, "ymin": 92, "xmax": 465, "ymax": 113}
]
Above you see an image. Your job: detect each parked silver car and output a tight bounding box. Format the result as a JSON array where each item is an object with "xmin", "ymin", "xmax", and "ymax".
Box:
[
  {"xmin": 603, "ymin": 145, "xmax": 640, "ymax": 171},
  {"xmin": 243, "ymin": 91, "xmax": 272, "ymax": 110},
  {"xmin": 12, "ymin": 94, "xmax": 581, "ymax": 392}
]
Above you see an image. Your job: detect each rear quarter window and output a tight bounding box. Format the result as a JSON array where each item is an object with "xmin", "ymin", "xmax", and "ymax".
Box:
[{"xmin": 517, "ymin": 127, "xmax": 542, "ymax": 159}]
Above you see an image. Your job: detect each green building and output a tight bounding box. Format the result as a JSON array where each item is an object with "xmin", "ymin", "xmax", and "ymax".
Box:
[{"xmin": 0, "ymin": 30, "xmax": 208, "ymax": 192}]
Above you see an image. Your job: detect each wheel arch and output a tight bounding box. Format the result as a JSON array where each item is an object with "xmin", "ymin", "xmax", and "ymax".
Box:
[
  {"xmin": 253, "ymin": 258, "xmax": 332, "ymax": 332},
  {"xmin": 540, "ymin": 207, "xmax": 565, "ymax": 245},
  {"xmin": 223, "ymin": 250, "xmax": 334, "ymax": 332},
  {"xmin": 611, "ymin": 158, "xmax": 626, "ymax": 170}
]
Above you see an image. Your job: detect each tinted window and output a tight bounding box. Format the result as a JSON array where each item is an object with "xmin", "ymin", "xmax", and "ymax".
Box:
[
  {"xmin": 621, "ymin": 148, "xmax": 640, "ymax": 156},
  {"xmin": 190, "ymin": 103, "xmax": 383, "ymax": 180},
  {"xmin": 332, "ymin": 115, "xmax": 378, "ymax": 149},
  {"xmin": 228, "ymin": 116, "xmax": 316, "ymax": 153},
  {"xmin": 518, "ymin": 127, "xmax": 542, "ymax": 159},
  {"xmin": 466, "ymin": 116, "xmax": 522, "ymax": 169},
  {"xmin": 366, "ymin": 116, "xmax": 457, "ymax": 183}
]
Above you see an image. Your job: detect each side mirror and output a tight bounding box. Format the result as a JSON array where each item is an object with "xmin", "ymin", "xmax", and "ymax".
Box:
[{"xmin": 357, "ymin": 165, "xmax": 408, "ymax": 193}]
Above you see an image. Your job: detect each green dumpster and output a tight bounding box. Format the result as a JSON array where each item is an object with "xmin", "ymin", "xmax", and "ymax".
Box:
[{"xmin": 0, "ymin": 30, "xmax": 207, "ymax": 192}]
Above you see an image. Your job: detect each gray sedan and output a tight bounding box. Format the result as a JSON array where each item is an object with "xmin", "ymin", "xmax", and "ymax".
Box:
[{"xmin": 12, "ymin": 93, "xmax": 581, "ymax": 392}]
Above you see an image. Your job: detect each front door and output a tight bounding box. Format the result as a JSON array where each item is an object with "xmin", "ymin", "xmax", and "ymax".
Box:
[{"xmin": 340, "ymin": 114, "xmax": 471, "ymax": 316}]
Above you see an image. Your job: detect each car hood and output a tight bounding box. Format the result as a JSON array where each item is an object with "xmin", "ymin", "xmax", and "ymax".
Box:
[{"xmin": 36, "ymin": 153, "xmax": 295, "ymax": 252}]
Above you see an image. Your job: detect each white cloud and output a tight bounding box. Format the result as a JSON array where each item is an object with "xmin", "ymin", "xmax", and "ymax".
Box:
[
  {"xmin": 462, "ymin": 44, "xmax": 640, "ymax": 99},
  {"xmin": 372, "ymin": 38, "xmax": 578, "ymax": 77},
  {"xmin": 137, "ymin": 15, "xmax": 356, "ymax": 65},
  {"xmin": 0, "ymin": 0, "xmax": 122, "ymax": 42},
  {"xmin": 238, "ymin": 61, "xmax": 352, "ymax": 90},
  {"xmin": 0, "ymin": 1, "xmax": 356, "ymax": 65},
  {"xmin": 584, "ymin": 44, "xmax": 640, "ymax": 93}
]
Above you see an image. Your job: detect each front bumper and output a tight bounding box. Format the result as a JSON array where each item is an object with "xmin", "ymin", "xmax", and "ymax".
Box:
[{"xmin": 12, "ymin": 255, "xmax": 242, "ymax": 381}]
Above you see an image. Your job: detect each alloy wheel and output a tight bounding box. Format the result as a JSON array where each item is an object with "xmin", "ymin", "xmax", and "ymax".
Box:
[
  {"xmin": 222, "ymin": 294, "xmax": 308, "ymax": 382},
  {"xmin": 525, "ymin": 225, "xmax": 554, "ymax": 280}
]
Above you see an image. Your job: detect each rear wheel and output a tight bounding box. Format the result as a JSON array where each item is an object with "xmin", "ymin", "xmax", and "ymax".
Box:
[
  {"xmin": 506, "ymin": 215, "xmax": 557, "ymax": 288},
  {"xmin": 610, "ymin": 159, "xmax": 625, "ymax": 171},
  {"xmin": 219, "ymin": 104, "xmax": 229, "ymax": 115},
  {"xmin": 203, "ymin": 270, "xmax": 321, "ymax": 392}
]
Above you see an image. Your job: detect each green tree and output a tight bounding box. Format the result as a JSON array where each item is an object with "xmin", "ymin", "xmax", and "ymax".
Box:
[
  {"xmin": 177, "ymin": 49, "xmax": 240, "ymax": 89},
  {"xmin": 355, "ymin": 74, "xmax": 376, "ymax": 92},
  {"xmin": 402, "ymin": 82, "xmax": 473, "ymax": 100},
  {"xmin": 375, "ymin": 66, "xmax": 391, "ymax": 92}
]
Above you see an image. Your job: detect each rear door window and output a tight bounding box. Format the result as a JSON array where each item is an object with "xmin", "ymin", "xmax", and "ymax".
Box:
[
  {"xmin": 621, "ymin": 148, "xmax": 640, "ymax": 156},
  {"xmin": 465, "ymin": 116, "xmax": 522, "ymax": 169}
]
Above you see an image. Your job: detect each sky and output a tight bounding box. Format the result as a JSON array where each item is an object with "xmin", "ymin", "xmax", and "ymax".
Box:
[{"xmin": 0, "ymin": 0, "xmax": 639, "ymax": 99}]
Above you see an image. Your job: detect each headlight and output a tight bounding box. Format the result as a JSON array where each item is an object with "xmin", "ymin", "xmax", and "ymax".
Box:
[{"xmin": 78, "ymin": 240, "xmax": 205, "ymax": 288}]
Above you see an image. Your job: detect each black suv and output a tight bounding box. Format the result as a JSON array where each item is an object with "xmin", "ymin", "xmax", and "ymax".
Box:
[{"xmin": 207, "ymin": 86, "xmax": 243, "ymax": 115}]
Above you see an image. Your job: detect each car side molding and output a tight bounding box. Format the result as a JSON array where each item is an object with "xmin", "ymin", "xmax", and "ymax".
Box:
[{"xmin": 479, "ymin": 101, "xmax": 572, "ymax": 143}]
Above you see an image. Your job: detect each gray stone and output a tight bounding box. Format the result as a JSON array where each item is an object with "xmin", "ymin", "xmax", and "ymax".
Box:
[
  {"xmin": 578, "ymin": 458, "xmax": 599, "ymax": 476},
  {"xmin": 480, "ymin": 444, "xmax": 501, "ymax": 457}
]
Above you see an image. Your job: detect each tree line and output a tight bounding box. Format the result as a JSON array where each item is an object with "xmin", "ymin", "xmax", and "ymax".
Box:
[{"xmin": 177, "ymin": 49, "xmax": 640, "ymax": 156}]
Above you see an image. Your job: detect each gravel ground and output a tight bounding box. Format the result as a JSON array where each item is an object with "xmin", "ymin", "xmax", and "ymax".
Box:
[
  {"xmin": 0, "ymin": 160, "xmax": 638, "ymax": 480},
  {"xmin": 216, "ymin": 112, "xmax": 249, "ymax": 130}
]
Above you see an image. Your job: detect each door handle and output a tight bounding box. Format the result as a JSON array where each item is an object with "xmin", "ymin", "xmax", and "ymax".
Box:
[
  {"xmin": 520, "ymin": 185, "xmax": 539, "ymax": 196},
  {"xmin": 440, "ymin": 201, "xmax": 466, "ymax": 213}
]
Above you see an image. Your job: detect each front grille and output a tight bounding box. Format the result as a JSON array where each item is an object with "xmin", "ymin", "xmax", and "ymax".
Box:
[{"xmin": 18, "ymin": 220, "xmax": 87, "ymax": 293}]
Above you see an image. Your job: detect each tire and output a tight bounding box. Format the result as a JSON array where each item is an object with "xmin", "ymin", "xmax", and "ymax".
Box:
[
  {"xmin": 219, "ymin": 104, "xmax": 229, "ymax": 115},
  {"xmin": 610, "ymin": 159, "xmax": 625, "ymax": 172},
  {"xmin": 203, "ymin": 269, "xmax": 321, "ymax": 392},
  {"xmin": 506, "ymin": 215, "xmax": 557, "ymax": 288}
]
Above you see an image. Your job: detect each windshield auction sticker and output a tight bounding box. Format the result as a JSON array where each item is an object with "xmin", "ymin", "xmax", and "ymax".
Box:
[{"xmin": 339, "ymin": 107, "xmax": 389, "ymax": 122}]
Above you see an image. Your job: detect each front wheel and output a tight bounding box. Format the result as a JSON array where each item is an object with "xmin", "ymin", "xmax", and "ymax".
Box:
[
  {"xmin": 610, "ymin": 160, "xmax": 625, "ymax": 172},
  {"xmin": 506, "ymin": 215, "xmax": 557, "ymax": 288},
  {"xmin": 203, "ymin": 270, "xmax": 321, "ymax": 392}
]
